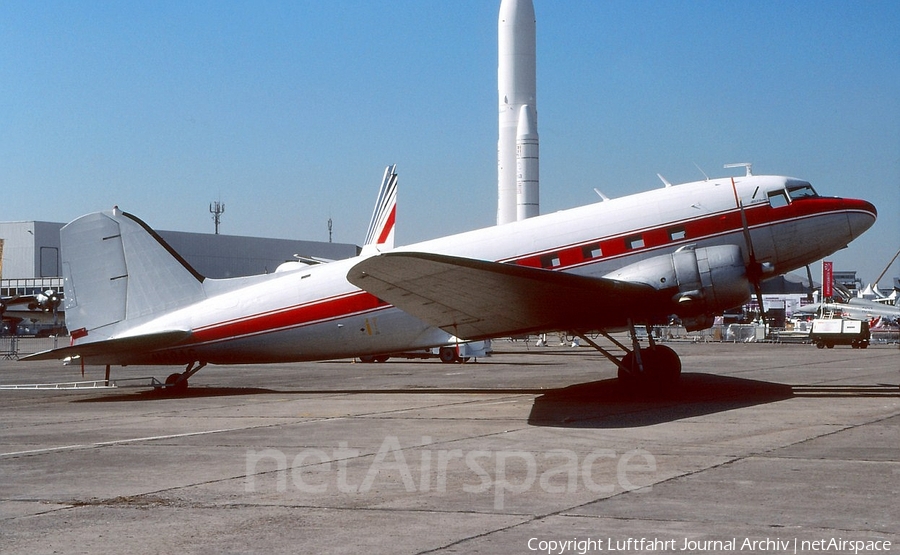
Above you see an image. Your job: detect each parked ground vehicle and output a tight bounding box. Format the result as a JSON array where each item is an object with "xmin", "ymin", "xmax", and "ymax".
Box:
[
  {"xmin": 358, "ymin": 339, "xmax": 492, "ymax": 363},
  {"xmin": 809, "ymin": 318, "xmax": 870, "ymax": 349}
]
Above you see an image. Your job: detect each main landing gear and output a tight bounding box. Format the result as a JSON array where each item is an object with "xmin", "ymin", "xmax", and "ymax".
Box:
[{"xmin": 575, "ymin": 320, "xmax": 682, "ymax": 393}]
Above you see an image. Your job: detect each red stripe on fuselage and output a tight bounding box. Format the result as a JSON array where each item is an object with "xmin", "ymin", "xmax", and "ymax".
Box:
[
  {"xmin": 507, "ymin": 197, "xmax": 869, "ymax": 270},
  {"xmin": 191, "ymin": 291, "xmax": 387, "ymax": 344},
  {"xmin": 184, "ymin": 197, "xmax": 872, "ymax": 347}
]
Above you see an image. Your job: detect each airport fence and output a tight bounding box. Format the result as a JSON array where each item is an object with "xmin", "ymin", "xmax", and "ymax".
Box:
[
  {"xmin": 0, "ymin": 336, "xmax": 64, "ymax": 360},
  {"xmin": 652, "ymin": 324, "xmax": 899, "ymax": 345},
  {"xmin": 652, "ymin": 324, "xmax": 766, "ymax": 343}
]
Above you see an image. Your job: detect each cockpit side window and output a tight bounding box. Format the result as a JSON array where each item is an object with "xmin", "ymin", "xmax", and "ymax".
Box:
[
  {"xmin": 786, "ymin": 183, "xmax": 818, "ymax": 200},
  {"xmin": 767, "ymin": 190, "xmax": 789, "ymax": 208}
]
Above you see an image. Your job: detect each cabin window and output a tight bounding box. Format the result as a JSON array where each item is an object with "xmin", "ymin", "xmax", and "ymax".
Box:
[
  {"xmin": 767, "ymin": 190, "xmax": 789, "ymax": 208},
  {"xmin": 787, "ymin": 183, "xmax": 818, "ymax": 200},
  {"xmin": 582, "ymin": 243, "xmax": 602, "ymax": 259},
  {"xmin": 540, "ymin": 254, "xmax": 561, "ymax": 268},
  {"xmin": 668, "ymin": 227, "xmax": 686, "ymax": 241},
  {"xmin": 625, "ymin": 235, "xmax": 645, "ymax": 250}
]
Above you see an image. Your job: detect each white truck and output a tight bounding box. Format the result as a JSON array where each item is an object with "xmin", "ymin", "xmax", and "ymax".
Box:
[{"xmin": 809, "ymin": 318, "xmax": 870, "ymax": 349}]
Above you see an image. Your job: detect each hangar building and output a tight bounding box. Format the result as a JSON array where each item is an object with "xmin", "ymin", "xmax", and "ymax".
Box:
[{"xmin": 1, "ymin": 220, "xmax": 359, "ymax": 328}]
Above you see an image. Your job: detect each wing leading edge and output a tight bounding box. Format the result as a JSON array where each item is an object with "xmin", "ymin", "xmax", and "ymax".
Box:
[{"xmin": 347, "ymin": 252, "xmax": 661, "ymax": 340}]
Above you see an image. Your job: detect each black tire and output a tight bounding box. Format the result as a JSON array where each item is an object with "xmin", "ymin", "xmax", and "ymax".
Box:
[
  {"xmin": 439, "ymin": 346, "xmax": 458, "ymax": 363},
  {"xmin": 618, "ymin": 351, "xmax": 637, "ymax": 384},
  {"xmin": 617, "ymin": 346, "xmax": 681, "ymax": 389},
  {"xmin": 165, "ymin": 373, "xmax": 188, "ymax": 392}
]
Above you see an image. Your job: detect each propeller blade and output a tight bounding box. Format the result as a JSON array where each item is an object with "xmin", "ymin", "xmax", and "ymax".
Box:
[
  {"xmin": 805, "ymin": 264, "xmax": 815, "ymax": 302},
  {"xmin": 731, "ymin": 177, "xmax": 767, "ymax": 333}
]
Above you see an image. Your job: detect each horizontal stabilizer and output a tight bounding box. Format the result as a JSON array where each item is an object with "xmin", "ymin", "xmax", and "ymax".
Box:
[
  {"xmin": 21, "ymin": 330, "xmax": 192, "ymax": 362},
  {"xmin": 348, "ymin": 252, "xmax": 658, "ymax": 339}
]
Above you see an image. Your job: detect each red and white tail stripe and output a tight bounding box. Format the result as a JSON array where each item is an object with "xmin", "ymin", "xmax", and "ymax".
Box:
[{"xmin": 364, "ymin": 165, "xmax": 397, "ymax": 249}]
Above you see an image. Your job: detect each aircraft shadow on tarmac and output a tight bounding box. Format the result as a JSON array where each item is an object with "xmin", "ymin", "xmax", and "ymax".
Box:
[
  {"xmin": 527, "ymin": 374, "xmax": 900, "ymax": 428},
  {"xmin": 73, "ymin": 373, "xmax": 898, "ymax": 430},
  {"xmin": 527, "ymin": 373, "xmax": 794, "ymax": 428}
]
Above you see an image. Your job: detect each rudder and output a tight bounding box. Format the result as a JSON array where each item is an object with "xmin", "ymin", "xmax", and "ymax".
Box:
[{"xmin": 61, "ymin": 208, "xmax": 206, "ymax": 339}]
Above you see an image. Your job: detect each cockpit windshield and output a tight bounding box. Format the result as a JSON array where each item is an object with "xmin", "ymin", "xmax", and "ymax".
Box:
[{"xmin": 786, "ymin": 183, "xmax": 818, "ymax": 200}]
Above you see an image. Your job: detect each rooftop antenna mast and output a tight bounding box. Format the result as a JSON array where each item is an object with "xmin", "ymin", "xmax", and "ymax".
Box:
[{"xmin": 209, "ymin": 200, "xmax": 225, "ymax": 235}]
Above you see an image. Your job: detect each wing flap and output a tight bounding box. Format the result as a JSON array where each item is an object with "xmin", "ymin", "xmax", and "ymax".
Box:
[{"xmin": 348, "ymin": 252, "xmax": 659, "ymax": 339}]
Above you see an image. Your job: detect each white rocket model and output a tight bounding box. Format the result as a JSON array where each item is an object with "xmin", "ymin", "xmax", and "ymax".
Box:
[{"xmin": 497, "ymin": 0, "xmax": 539, "ymax": 225}]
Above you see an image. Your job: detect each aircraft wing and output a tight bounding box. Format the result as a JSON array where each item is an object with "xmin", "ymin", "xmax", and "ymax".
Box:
[
  {"xmin": 347, "ymin": 252, "xmax": 660, "ymax": 339},
  {"xmin": 21, "ymin": 330, "xmax": 192, "ymax": 362}
]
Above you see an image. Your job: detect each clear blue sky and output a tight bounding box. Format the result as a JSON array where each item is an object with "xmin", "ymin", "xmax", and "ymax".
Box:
[{"xmin": 2, "ymin": 1, "xmax": 898, "ymax": 285}]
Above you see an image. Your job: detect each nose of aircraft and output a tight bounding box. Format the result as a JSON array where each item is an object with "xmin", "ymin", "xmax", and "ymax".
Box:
[{"xmin": 845, "ymin": 198, "xmax": 877, "ymax": 240}]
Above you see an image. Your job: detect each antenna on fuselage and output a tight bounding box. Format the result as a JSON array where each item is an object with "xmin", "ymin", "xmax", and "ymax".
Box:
[
  {"xmin": 656, "ymin": 174, "xmax": 672, "ymax": 188},
  {"xmin": 593, "ymin": 188, "xmax": 610, "ymax": 201},
  {"xmin": 693, "ymin": 162, "xmax": 710, "ymax": 181},
  {"xmin": 724, "ymin": 162, "xmax": 753, "ymax": 177}
]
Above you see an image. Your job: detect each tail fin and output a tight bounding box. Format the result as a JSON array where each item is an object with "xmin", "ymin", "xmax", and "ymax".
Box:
[
  {"xmin": 363, "ymin": 165, "xmax": 397, "ymax": 249},
  {"xmin": 61, "ymin": 207, "xmax": 206, "ymax": 340}
]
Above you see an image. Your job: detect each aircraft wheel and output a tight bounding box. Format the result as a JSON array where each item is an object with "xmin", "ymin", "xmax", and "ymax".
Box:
[
  {"xmin": 165, "ymin": 373, "xmax": 188, "ymax": 392},
  {"xmin": 643, "ymin": 345, "xmax": 682, "ymax": 386},
  {"xmin": 439, "ymin": 346, "xmax": 459, "ymax": 363},
  {"xmin": 618, "ymin": 352, "xmax": 638, "ymax": 383},
  {"xmin": 617, "ymin": 346, "xmax": 681, "ymax": 389}
]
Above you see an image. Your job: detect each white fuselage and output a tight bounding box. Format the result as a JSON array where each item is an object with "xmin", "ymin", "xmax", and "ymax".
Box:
[{"xmin": 108, "ymin": 175, "xmax": 875, "ymax": 364}]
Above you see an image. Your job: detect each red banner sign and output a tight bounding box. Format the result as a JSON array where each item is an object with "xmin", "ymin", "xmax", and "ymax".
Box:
[{"xmin": 822, "ymin": 261, "xmax": 833, "ymax": 298}]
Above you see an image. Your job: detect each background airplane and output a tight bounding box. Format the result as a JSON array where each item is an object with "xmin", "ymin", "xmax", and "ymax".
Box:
[
  {"xmin": 24, "ymin": 166, "xmax": 876, "ymax": 394},
  {"xmin": 796, "ymin": 298, "xmax": 900, "ymax": 323},
  {"xmin": 274, "ymin": 165, "xmax": 398, "ymax": 273},
  {"xmin": 1, "ymin": 291, "xmax": 63, "ymax": 334}
]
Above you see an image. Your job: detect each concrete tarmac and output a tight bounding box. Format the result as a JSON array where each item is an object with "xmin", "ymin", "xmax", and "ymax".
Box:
[{"xmin": 1, "ymin": 340, "xmax": 898, "ymax": 554}]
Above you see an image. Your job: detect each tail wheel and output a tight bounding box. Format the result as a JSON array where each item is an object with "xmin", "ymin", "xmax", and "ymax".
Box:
[{"xmin": 165, "ymin": 373, "xmax": 188, "ymax": 392}]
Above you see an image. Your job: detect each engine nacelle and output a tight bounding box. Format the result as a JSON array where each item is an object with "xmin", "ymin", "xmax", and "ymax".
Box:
[
  {"xmin": 604, "ymin": 245, "xmax": 750, "ymax": 331},
  {"xmin": 29, "ymin": 290, "xmax": 62, "ymax": 312}
]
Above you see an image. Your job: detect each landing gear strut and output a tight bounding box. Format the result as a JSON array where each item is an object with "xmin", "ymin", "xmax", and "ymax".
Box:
[
  {"xmin": 575, "ymin": 321, "xmax": 681, "ymax": 392},
  {"xmin": 164, "ymin": 361, "xmax": 207, "ymax": 392}
]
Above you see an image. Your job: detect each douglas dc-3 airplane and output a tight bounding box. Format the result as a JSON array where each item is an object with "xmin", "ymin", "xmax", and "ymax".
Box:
[
  {"xmin": 25, "ymin": 165, "xmax": 876, "ymax": 393},
  {"xmin": 1, "ymin": 290, "xmax": 63, "ymax": 333}
]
